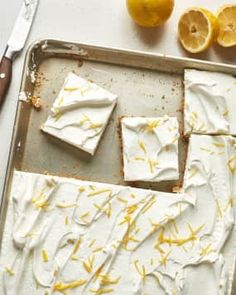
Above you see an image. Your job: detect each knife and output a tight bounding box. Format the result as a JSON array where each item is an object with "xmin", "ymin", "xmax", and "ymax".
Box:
[{"xmin": 0, "ymin": 0, "xmax": 38, "ymax": 108}]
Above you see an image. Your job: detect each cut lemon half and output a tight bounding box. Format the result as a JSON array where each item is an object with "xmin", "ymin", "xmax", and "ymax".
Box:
[
  {"xmin": 178, "ymin": 8, "xmax": 218, "ymax": 53},
  {"xmin": 217, "ymin": 5, "xmax": 236, "ymax": 47}
]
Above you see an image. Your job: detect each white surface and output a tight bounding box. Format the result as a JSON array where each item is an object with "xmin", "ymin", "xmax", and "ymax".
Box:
[{"xmin": 0, "ymin": 0, "xmax": 236, "ymax": 196}]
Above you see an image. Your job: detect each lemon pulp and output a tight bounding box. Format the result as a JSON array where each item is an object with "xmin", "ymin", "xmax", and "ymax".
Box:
[
  {"xmin": 178, "ymin": 8, "xmax": 218, "ymax": 53},
  {"xmin": 217, "ymin": 5, "xmax": 236, "ymax": 47}
]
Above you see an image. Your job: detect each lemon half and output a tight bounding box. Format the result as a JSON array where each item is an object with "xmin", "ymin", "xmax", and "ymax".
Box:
[
  {"xmin": 217, "ymin": 5, "xmax": 236, "ymax": 47},
  {"xmin": 178, "ymin": 8, "xmax": 218, "ymax": 53},
  {"xmin": 126, "ymin": 0, "xmax": 174, "ymax": 27}
]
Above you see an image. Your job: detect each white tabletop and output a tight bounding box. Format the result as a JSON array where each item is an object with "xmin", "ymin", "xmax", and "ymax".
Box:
[{"xmin": 0, "ymin": 0, "xmax": 235, "ymax": 196}]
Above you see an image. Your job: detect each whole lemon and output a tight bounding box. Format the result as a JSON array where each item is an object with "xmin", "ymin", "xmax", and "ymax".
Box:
[{"xmin": 126, "ymin": 0, "xmax": 174, "ymax": 27}]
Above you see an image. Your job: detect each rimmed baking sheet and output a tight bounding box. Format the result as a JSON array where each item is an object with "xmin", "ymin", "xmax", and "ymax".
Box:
[{"xmin": 1, "ymin": 39, "xmax": 236, "ymax": 293}]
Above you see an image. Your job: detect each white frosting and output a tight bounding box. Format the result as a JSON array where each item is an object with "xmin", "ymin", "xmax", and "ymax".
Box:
[
  {"xmin": 184, "ymin": 69, "xmax": 236, "ymax": 136},
  {"xmin": 0, "ymin": 165, "xmax": 235, "ymax": 295},
  {"xmin": 41, "ymin": 72, "xmax": 117, "ymax": 155},
  {"xmin": 1, "ymin": 70, "xmax": 236, "ymax": 295},
  {"xmin": 121, "ymin": 116, "xmax": 179, "ymax": 182},
  {"xmin": 183, "ymin": 134, "xmax": 236, "ymax": 248},
  {"xmin": 18, "ymin": 91, "xmax": 28, "ymax": 102},
  {"xmin": 182, "ymin": 134, "xmax": 236, "ymax": 295}
]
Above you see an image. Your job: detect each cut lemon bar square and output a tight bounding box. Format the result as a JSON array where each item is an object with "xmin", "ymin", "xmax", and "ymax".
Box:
[
  {"xmin": 121, "ymin": 116, "xmax": 179, "ymax": 182},
  {"xmin": 41, "ymin": 72, "xmax": 117, "ymax": 155},
  {"xmin": 184, "ymin": 69, "xmax": 236, "ymax": 136}
]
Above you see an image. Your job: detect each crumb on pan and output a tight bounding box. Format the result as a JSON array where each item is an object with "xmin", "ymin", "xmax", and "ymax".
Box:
[
  {"xmin": 172, "ymin": 186, "xmax": 181, "ymax": 193},
  {"xmin": 30, "ymin": 95, "xmax": 42, "ymax": 110}
]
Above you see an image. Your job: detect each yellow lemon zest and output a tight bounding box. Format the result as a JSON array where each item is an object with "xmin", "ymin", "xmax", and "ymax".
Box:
[
  {"xmin": 189, "ymin": 168, "xmax": 198, "ymax": 180},
  {"xmin": 83, "ymin": 255, "xmax": 95, "ymax": 273},
  {"xmin": 130, "ymin": 193, "xmax": 136, "ymax": 199},
  {"xmin": 117, "ymin": 196, "xmax": 128, "ymax": 205},
  {"xmin": 134, "ymin": 260, "xmax": 146, "ymax": 278},
  {"xmin": 73, "ymin": 239, "xmax": 82, "ymax": 255},
  {"xmin": 225, "ymin": 196, "xmax": 234, "ymax": 212},
  {"xmin": 80, "ymin": 211, "xmax": 90, "ymax": 219},
  {"xmin": 88, "ymin": 189, "xmax": 112, "ymax": 197},
  {"xmin": 71, "ymin": 255, "xmax": 78, "ymax": 261},
  {"xmin": 142, "ymin": 195, "xmax": 156, "ymax": 214},
  {"xmin": 138, "ymin": 140, "xmax": 147, "ymax": 154},
  {"xmin": 32, "ymin": 193, "xmax": 50, "ymax": 210},
  {"xmin": 53, "ymin": 280, "xmax": 87, "ymax": 291},
  {"xmin": 42, "ymin": 249, "xmax": 49, "ymax": 262},
  {"xmin": 56, "ymin": 202, "xmax": 76, "ymax": 208},
  {"xmin": 223, "ymin": 110, "xmax": 229, "ymax": 117},
  {"xmin": 159, "ymin": 250, "xmax": 172, "ymax": 267},
  {"xmin": 126, "ymin": 204, "xmax": 138, "ymax": 215},
  {"xmin": 145, "ymin": 120, "xmax": 161, "ymax": 132},
  {"xmin": 89, "ymin": 122, "xmax": 103, "ymax": 129},
  {"xmin": 64, "ymin": 87, "xmax": 79, "ymax": 91},
  {"xmin": 119, "ymin": 215, "xmax": 131, "ymax": 226},
  {"xmin": 94, "ymin": 263, "xmax": 106, "ymax": 281},
  {"xmin": 148, "ymin": 158, "xmax": 158, "ymax": 173},
  {"xmin": 79, "ymin": 114, "xmax": 90, "ymax": 126},
  {"xmin": 213, "ymin": 142, "xmax": 225, "ymax": 148},
  {"xmin": 93, "ymin": 247, "xmax": 103, "ymax": 253},
  {"xmin": 57, "ymin": 97, "xmax": 64, "ymax": 106},
  {"xmin": 79, "ymin": 186, "xmax": 85, "ymax": 192},
  {"xmin": 5, "ymin": 267, "xmax": 15, "ymax": 276},
  {"xmin": 89, "ymin": 239, "xmax": 96, "ymax": 248},
  {"xmin": 65, "ymin": 216, "xmax": 69, "ymax": 225},
  {"xmin": 99, "ymin": 274, "xmax": 121, "ymax": 285},
  {"xmin": 134, "ymin": 156, "xmax": 145, "ymax": 161},
  {"xmin": 155, "ymin": 223, "xmax": 205, "ymax": 248},
  {"xmin": 216, "ymin": 199, "xmax": 224, "ymax": 218},
  {"xmin": 200, "ymin": 244, "xmax": 213, "ymax": 256},
  {"xmin": 94, "ymin": 203, "xmax": 111, "ymax": 218},
  {"xmin": 54, "ymin": 111, "xmax": 62, "ymax": 122},
  {"xmin": 227, "ymin": 157, "xmax": 236, "ymax": 174}
]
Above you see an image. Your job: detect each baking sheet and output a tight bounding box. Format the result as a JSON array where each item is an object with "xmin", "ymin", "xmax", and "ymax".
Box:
[{"xmin": 1, "ymin": 39, "xmax": 236, "ymax": 293}]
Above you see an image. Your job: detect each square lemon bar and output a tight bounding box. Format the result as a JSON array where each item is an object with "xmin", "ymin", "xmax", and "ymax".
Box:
[
  {"xmin": 42, "ymin": 72, "xmax": 117, "ymax": 155},
  {"xmin": 121, "ymin": 116, "xmax": 179, "ymax": 182}
]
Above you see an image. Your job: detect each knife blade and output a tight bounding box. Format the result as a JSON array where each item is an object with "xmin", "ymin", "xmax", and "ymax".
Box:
[{"xmin": 0, "ymin": 0, "xmax": 38, "ymax": 108}]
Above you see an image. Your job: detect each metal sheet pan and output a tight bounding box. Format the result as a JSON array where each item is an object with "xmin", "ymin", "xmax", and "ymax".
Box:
[{"xmin": 1, "ymin": 39, "xmax": 236, "ymax": 293}]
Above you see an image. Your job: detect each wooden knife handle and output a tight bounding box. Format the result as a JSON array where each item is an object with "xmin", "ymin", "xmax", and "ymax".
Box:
[{"xmin": 0, "ymin": 57, "xmax": 12, "ymax": 108}]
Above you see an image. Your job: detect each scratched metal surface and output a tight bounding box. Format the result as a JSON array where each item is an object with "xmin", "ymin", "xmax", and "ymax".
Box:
[{"xmin": 1, "ymin": 39, "xmax": 236, "ymax": 294}]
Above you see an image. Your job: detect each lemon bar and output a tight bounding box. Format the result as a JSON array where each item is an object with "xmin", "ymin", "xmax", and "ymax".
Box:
[
  {"xmin": 41, "ymin": 72, "xmax": 117, "ymax": 155},
  {"xmin": 121, "ymin": 116, "xmax": 179, "ymax": 182}
]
